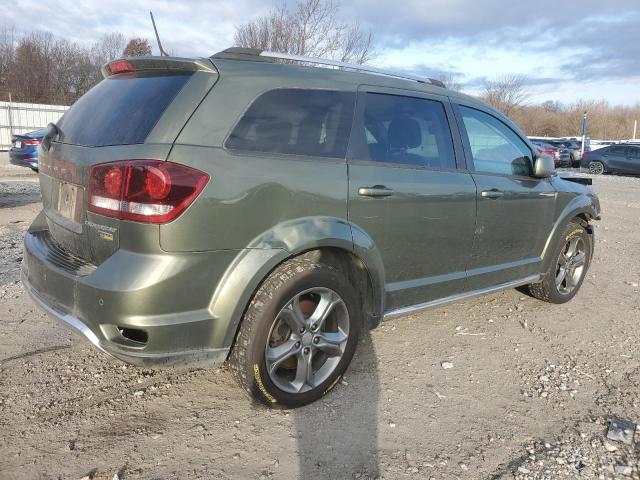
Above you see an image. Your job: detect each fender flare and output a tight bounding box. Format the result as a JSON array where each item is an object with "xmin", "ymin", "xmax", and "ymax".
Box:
[
  {"xmin": 207, "ymin": 216, "xmax": 386, "ymax": 349},
  {"xmin": 540, "ymin": 195, "xmax": 598, "ymax": 272}
]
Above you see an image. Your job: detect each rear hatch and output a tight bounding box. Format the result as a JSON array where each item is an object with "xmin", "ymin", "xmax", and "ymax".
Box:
[{"xmin": 38, "ymin": 57, "xmax": 218, "ymax": 266}]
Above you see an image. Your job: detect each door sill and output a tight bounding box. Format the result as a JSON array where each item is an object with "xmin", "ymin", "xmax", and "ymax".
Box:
[{"xmin": 383, "ymin": 274, "xmax": 543, "ymax": 320}]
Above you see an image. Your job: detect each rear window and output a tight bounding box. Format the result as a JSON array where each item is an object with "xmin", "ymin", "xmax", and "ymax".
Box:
[
  {"xmin": 57, "ymin": 73, "xmax": 192, "ymax": 147},
  {"xmin": 226, "ymin": 89, "xmax": 355, "ymax": 158}
]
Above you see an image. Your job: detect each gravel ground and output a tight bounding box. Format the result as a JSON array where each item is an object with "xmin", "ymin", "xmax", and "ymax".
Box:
[{"xmin": 0, "ymin": 171, "xmax": 639, "ymax": 480}]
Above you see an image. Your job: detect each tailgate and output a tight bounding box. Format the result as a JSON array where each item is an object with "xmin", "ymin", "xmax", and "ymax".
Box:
[{"xmin": 38, "ymin": 57, "xmax": 218, "ymax": 266}]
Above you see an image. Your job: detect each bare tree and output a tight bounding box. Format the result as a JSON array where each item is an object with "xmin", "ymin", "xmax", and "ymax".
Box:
[
  {"xmin": 432, "ymin": 72, "xmax": 462, "ymax": 91},
  {"xmin": 92, "ymin": 32, "xmax": 126, "ymax": 65},
  {"xmin": 481, "ymin": 74, "xmax": 529, "ymax": 116},
  {"xmin": 234, "ymin": 0, "xmax": 375, "ymax": 64},
  {"xmin": 0, "ymin": 25, "xmax": 16, "ymax": 96},
  {"xmin": 122, "ymin": 38, "xmax": 152, "ymax": 57},
  {"xmin": 0, "ymin": 27, "xmax": 130, "ymax": 105}
]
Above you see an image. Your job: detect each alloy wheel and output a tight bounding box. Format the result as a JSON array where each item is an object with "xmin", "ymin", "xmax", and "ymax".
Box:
[
  {"xmin": 589, "ymin": 161, "xmax": 604, "ymax": 175},
  {"xmin": 555, "ymin": 236, "xmax": 586, "ymax": 295},
  {"xmin": 265, "ymin": 287, "xmax": 349, "ymax": 394}
]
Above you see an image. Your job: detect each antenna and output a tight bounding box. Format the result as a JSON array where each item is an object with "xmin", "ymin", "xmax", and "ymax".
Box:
[{"xmin": 150, "ymin": 11, "xmax": 168, "ymax": 56}]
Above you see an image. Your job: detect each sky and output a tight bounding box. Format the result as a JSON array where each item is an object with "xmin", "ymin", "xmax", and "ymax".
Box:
[{"xmin": 4, "ymin": 0, "xmax": 640, "ymax": 105}]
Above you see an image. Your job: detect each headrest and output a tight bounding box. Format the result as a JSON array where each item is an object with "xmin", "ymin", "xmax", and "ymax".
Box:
[{"xmin": 389, "ymin": 117, "xmax": 421, "ymax": 149}]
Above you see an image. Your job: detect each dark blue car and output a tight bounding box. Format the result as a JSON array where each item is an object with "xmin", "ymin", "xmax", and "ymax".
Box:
[
  {"xmin": 581, "ymin": 144, "xmax": 640, "ymax": 175},
  {"xmin": 9, "ymin": 128, "xmax": 47, "ymax": 171}
]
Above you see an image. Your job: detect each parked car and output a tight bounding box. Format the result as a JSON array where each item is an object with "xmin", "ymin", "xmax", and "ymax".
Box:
[
  {"xmin": 559, "ymin": 140, "xmax": 584, "ymax": 166},
  {"xmin": 22, "ymin": 50, "xmax": 600, "ymax": 408},
  {"xmin": 581, "ymin": 144, "xmax": 640, "ymax": 175},
  {"xmin": 9, "ymin": 128, "xmax": 46, "ymax": 170},
  {"xmin": 530, "ymin": 140, "xmax": 571, "ymax": 167},
  {"xmin": 544, "ymin": 139, "xmax": 583, "ymax": 166}
]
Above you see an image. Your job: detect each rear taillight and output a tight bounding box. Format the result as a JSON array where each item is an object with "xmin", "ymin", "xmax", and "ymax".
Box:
[
  {"xmin": 107, "ymin": 59, "xmax": 135, "ymax": 75},
  {"xmin": 22, "ymin": 139, "xmax": 41, "ymax": 146},
  {"xmin": 88, "ymin": 160, "xmax": 209, "ymax": 224}
]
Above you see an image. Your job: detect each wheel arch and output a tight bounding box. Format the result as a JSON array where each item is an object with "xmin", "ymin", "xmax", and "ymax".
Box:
[
  {"xmin": 209, "ymin": 216, "xmax": 386, "ymax": 351},
  {"xmin": 541, "ymin": 197, "xmax": 598, "ymax": 272}
]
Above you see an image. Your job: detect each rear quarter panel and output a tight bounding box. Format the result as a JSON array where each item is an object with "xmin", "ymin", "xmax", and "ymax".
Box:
[{"xmin": 161, "ymin": 60, "xmax": 358, "ymax": 253}]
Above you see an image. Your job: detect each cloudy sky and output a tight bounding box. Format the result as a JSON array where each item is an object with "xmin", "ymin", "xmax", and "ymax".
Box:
[{"xmin": 5, "ymin": 0, "xmax": 640, "ymax": 105}]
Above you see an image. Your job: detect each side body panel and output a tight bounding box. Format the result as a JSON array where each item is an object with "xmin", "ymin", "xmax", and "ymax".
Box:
[
  {"xmin": 347, "ymin": 87, "xmax": 477, "ymax": 309},
  {"xmin": 163, "ymin": 60, "xmax": 359, "ymax": 253},
  {"xmin": 451, "ymin": 100, "xmax": 558, "ymax": 289},
  {"xmin": 466, "ymin": 173, "xmax": 557, "ymax": 288}
]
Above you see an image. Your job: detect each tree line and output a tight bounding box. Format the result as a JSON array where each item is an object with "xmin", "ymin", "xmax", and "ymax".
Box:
[
  {"xmin": 2, "ymin": 0, "xmax": 638, "ymax": 141},
  {"xmin": 443, "ymin": 74, "xmax": 639, "ymax": 141},
  {"xmin": 0, "ymin": 26, "xmax": 151, "ymax": 106}
]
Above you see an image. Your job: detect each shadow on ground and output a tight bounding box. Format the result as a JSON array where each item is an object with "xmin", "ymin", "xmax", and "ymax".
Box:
[{"xmin": 294, "ymin": 330, "xmax": 379, "ymax": 479}]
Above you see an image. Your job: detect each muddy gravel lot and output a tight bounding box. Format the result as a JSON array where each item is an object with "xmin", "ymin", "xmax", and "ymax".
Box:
[{"xmin": 0, "ymin": 166, "xmax": 639, "ymax": 480}]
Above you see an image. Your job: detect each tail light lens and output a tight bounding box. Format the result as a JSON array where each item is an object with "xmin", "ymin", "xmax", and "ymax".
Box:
[
  {"xmin": 22, "ymin": 138, "xmax": 41, "ymax": 146},
  {"xmin": 88, "ymin": 160, "xmax": 209, "ymax": 224}
]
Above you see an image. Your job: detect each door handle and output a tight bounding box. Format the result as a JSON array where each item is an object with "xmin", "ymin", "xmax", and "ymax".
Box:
[
  {"xmin": 481, "ymin": 189, "xmax": 504, "ymax": 199},
  {"xmin": 358, "ymin": 185, "xmax": 394, "ymax": 197}
]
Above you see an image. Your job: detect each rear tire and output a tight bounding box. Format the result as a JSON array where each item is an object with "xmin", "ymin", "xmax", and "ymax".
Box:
[
  {"xmin": 229, "ymin": 256, "xmax": 361, "ymax": 408},
  {"xmin": 527, "ymin": 221, "xmax": 592, "ymax": 304}
]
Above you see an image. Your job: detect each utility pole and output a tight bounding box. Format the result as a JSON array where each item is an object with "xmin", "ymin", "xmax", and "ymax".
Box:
[
  {"xmin": 7, "ymin": 92, "xmax": 13, "ymax": 138},
  {"xmin": 581, "ymin": 111, "xmax": 587, "ymax": 154}
]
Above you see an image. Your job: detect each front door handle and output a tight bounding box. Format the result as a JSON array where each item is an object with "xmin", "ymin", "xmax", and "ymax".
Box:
[
  {"xmin": 358, "ymin": 185, "xmax": 394, "ymax": 197},
  {"xmin": 481, "ymin": 189, "xmax": 504, "ymax": 199}
]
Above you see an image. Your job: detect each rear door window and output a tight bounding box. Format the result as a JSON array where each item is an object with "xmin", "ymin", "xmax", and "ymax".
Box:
[
  {"xmin": 226, "ymin": 89, "xmax": 355, "ymax": 158},
  {"xmin": 608, "ymin": 146, "xmax": 627, "ymax": 155},
  {"xmin": 58, "ymin": 73, "xmax": 192, "ymax": 147},
  {"xmin": 353, "ymin": 93, "xmax": 456, "ymax": 169}
]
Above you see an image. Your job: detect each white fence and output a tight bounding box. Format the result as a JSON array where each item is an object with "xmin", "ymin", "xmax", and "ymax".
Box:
[{"xmin": 0, "ymin": 101, "xmax": 69, "ymax": 150}]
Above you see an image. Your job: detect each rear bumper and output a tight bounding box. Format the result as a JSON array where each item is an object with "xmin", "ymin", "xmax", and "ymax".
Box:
[
  {"xmin": 22, "ymin": 216, "xmax": 238, "ymax": 367},
  {"xmin": 9, "ymin": 152, "xmax": 38, "ymax": 169}
]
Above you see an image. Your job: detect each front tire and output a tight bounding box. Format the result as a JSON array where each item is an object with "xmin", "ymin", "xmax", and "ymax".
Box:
[
  {"xmin": 229, "ymin": 256, "xmax": 361, "ymax": 408},
  {"xmin": 588, "ymin": 161, "xmax": 605, "ymax": 175},
  {"xmin": 527, "ymin": 221, "xmax": 592, "ymax": 304}
]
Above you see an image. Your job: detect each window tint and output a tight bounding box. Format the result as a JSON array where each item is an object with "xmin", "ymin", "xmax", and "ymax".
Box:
[
  {"xmin": 609, "ymin": 146, "xmax": 627, "ymax": 155},
  {"xmin": 460, "ymin": 106, "xmax": 532, "ymax": 176},
  {"xmin": 226, "ymin": 89, "xmax": 355, "ymax": 158},
  {"xmin": 354, "ymin": 93, "xmax": 455, "ymax": 169},
  {"xmin": 58, "ymin": 73, "xmax": 192, "ymax": 147},
  {"xmin": 629, "ymin": 147, "xmax": 640, "ymax": 159}
]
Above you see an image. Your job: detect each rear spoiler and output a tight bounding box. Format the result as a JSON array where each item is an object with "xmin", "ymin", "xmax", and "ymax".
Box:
[{"xmin": 101, "ymin": 56, "xmax": 217, "ymax": 78}]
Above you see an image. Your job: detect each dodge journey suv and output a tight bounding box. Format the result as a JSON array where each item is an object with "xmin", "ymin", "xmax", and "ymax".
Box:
[{"xmin": 22, "ymin": 48, "xmax": 600, "ymax": 408}]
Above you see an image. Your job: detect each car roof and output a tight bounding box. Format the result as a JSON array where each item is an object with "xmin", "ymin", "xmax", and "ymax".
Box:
[
  {"xmin": 205, "ymin": 49, "xmax": 531, "ymax": 144},
  {"xmin": 208, "ymin": 56, "xmax": 503, "ymax": 116}
]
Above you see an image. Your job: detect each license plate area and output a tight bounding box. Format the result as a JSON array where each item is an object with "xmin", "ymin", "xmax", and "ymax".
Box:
[
  {"xmin": 15, "ymin": 141, "xmax": 22, "ymax": 148},
  {"xmin": 56, "ymin": 182, "xmax": 83, "ymax": 222}
]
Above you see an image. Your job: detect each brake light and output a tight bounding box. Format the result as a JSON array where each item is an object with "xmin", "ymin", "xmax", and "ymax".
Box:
[
  {"xmin": 22, "ymin": 138, "xmax": 41, "ymax": 146},
  {"xmin": 107, "ymin": 59, "xmax": 135, "ymax": 75},
  {"xmin": 88, "ymin": 160, "xmax": 209, "ymax": 223}
]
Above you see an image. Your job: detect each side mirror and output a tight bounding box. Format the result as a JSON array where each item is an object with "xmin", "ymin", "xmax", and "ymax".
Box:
[{"xmin": 533, "ymin": 154, "xmax": 555, "ymax": 178}]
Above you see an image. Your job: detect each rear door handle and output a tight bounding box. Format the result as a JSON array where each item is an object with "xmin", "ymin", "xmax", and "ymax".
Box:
[
  {"xmin": 358, "ymin": 185, "xmax": 394, "ymax": 197},
  {"xmin": 481, "ymin": 189, "xmax": 504, "ymax": 199}
]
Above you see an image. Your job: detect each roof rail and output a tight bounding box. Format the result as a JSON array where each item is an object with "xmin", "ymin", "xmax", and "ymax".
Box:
[{"xmin": 211, "ymin": 48, "xmax": 446, "ymax": 88}]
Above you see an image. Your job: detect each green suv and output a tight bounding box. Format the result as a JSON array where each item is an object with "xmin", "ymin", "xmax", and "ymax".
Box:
[{"xmin": 22, "ymin": 48, "xmax": 600, "ymax": 408}]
